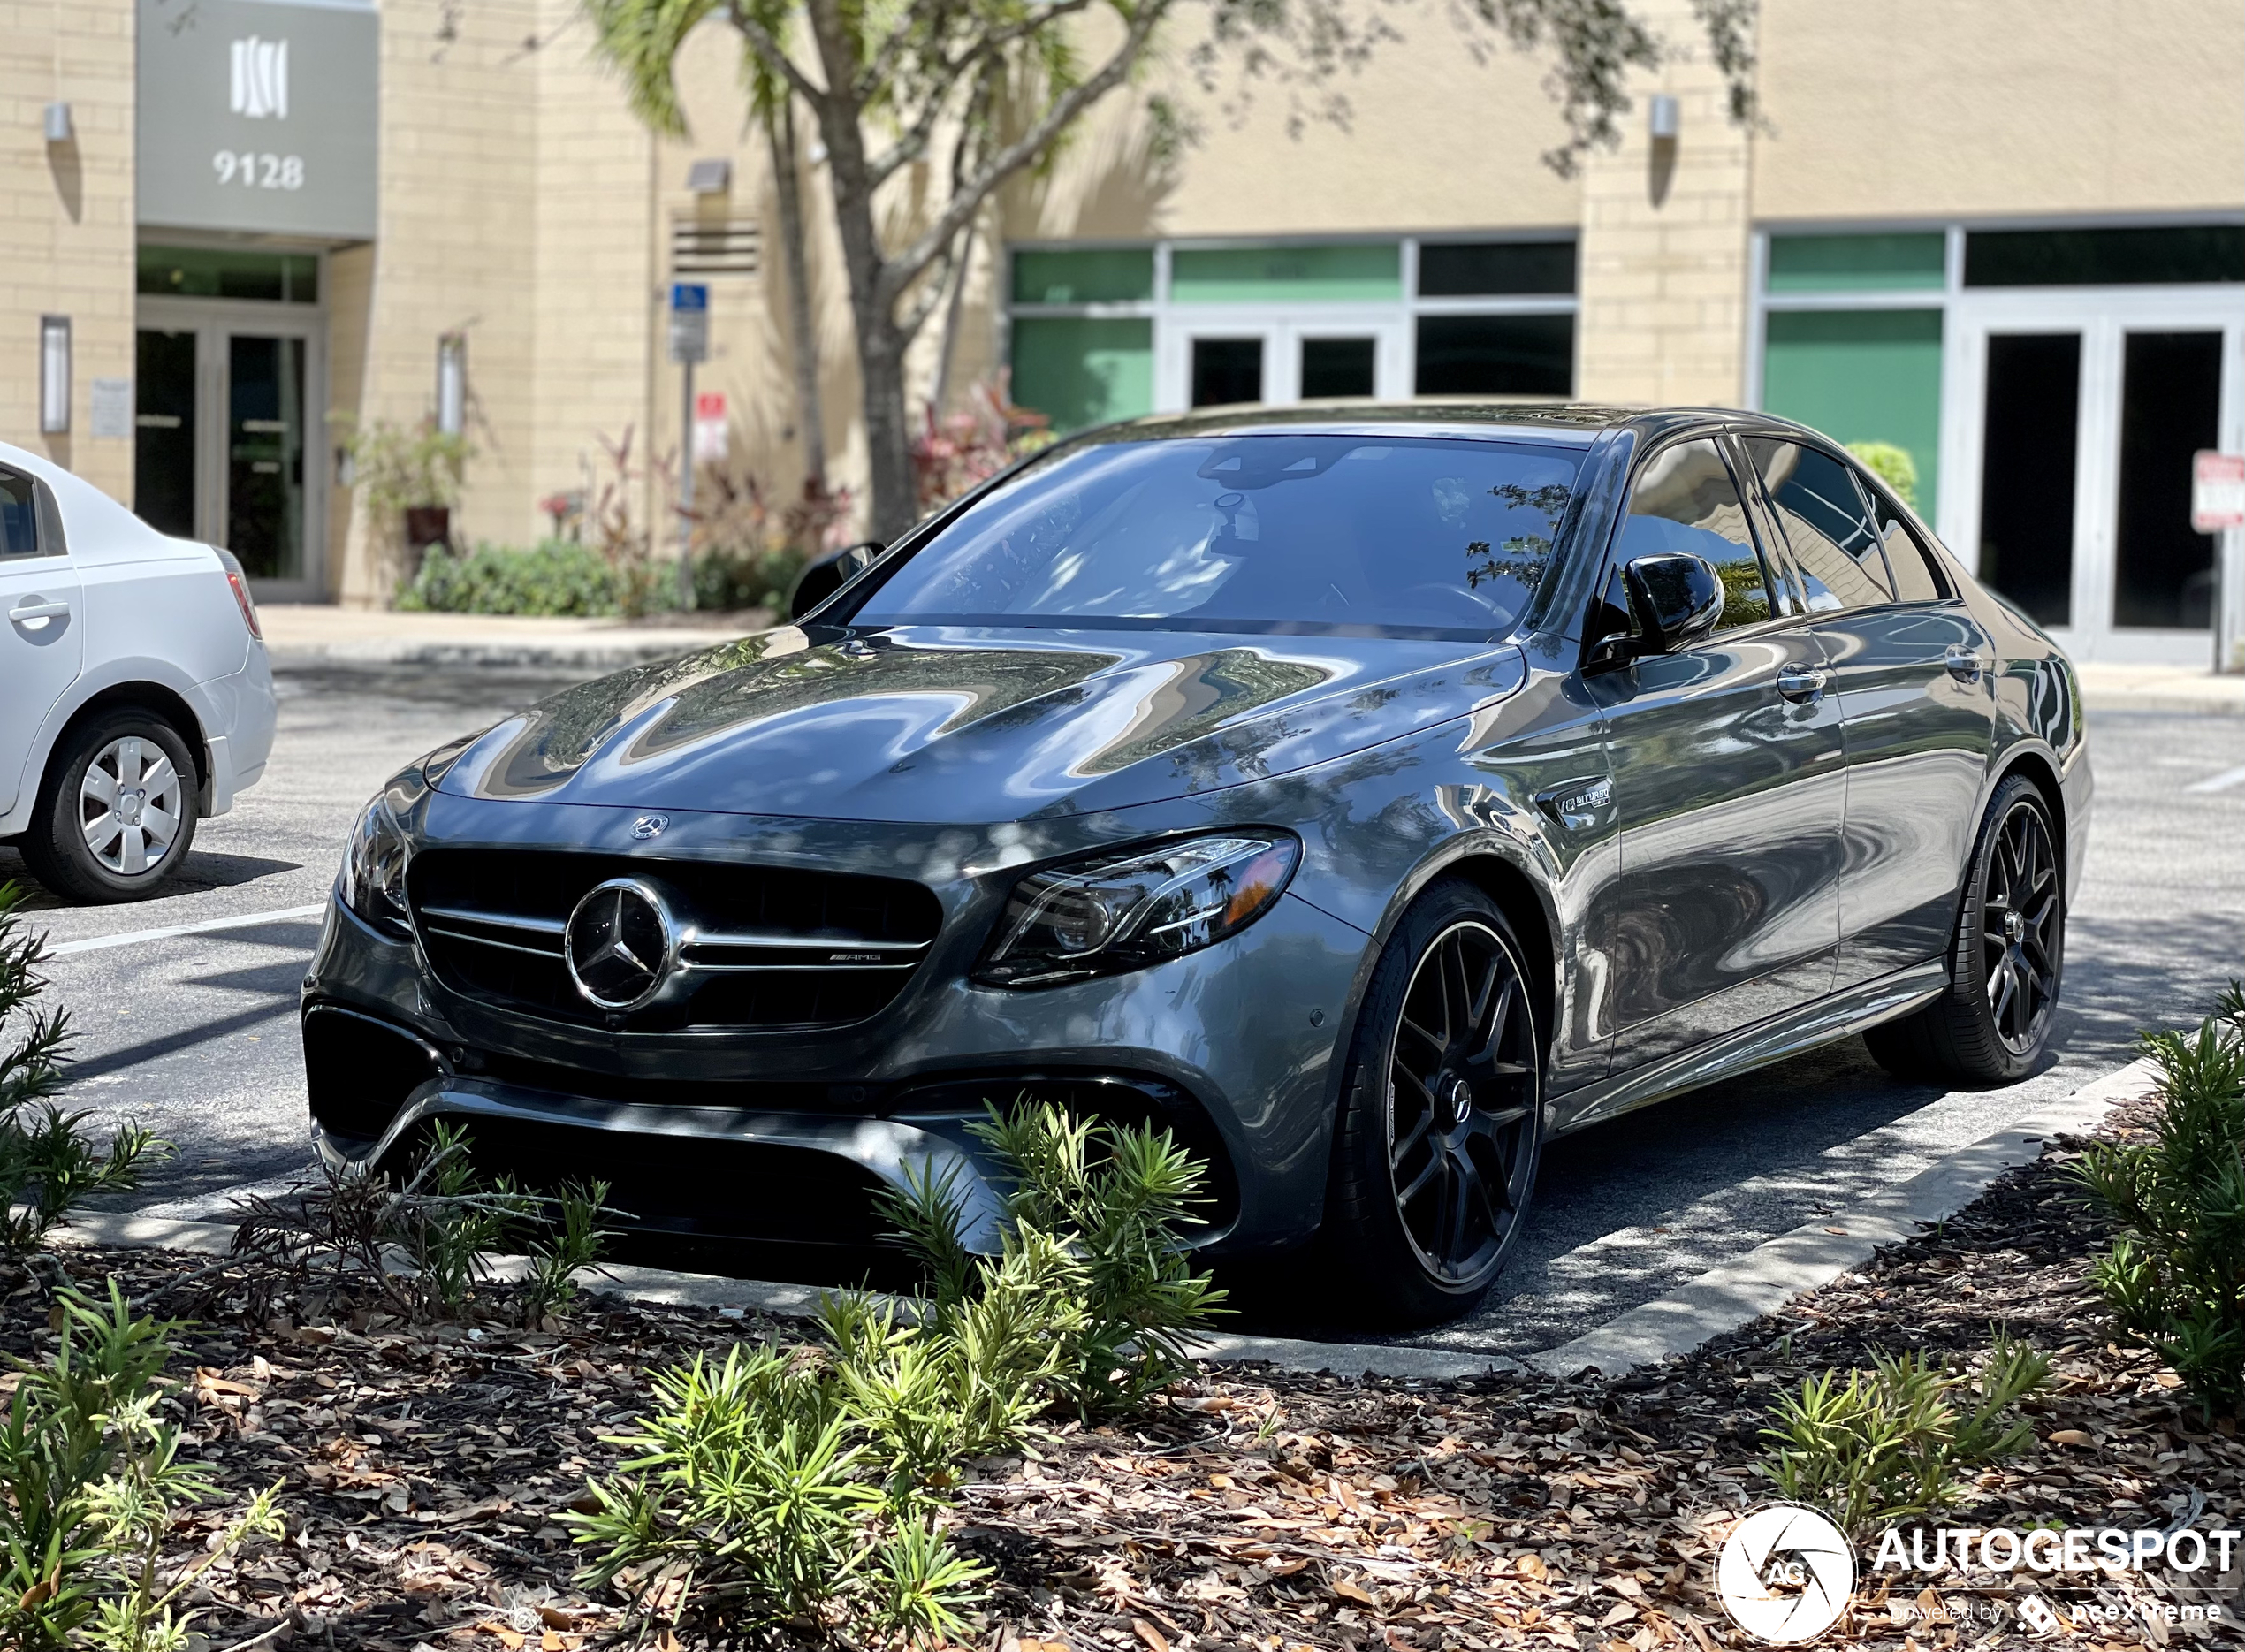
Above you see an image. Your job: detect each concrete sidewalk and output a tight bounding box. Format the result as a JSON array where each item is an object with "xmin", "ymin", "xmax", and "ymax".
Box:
[
  {"xmin": 2074, "ymin": 661, "xmax": 2245, "ymax": 716},
  {"xmin": 258, "ymin": 604, "xmax": 771, "ymax": 671}
]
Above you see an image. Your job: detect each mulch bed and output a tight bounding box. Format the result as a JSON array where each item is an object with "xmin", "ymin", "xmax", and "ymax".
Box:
[{"xmin": 6, "ymin": 1096, "xmax": 2241, "ymax": 1652}]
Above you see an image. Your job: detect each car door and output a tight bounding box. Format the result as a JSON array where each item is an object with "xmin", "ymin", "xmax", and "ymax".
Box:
[
  {"xmin": 0, "ymin": 464, "xmax": 83, "ymax": 818},
  {"xmin": 1589, "ymin": 436, "xmax": 1847, "ymax": 1073},
  {"xmin": 1739, "ymin": 437, "xmax": 1997, "ymax": 986}
]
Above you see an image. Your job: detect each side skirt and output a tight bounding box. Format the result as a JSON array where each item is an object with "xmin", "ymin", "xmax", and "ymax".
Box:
[{"xmin": 1549, "ymin": 960, "xmax": 1949, "ymax": 1137}]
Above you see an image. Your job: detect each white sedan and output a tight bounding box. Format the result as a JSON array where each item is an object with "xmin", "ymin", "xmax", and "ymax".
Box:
[{"xmin": 1, "ymin": 440, "xmax": 277, "ymax": 903}]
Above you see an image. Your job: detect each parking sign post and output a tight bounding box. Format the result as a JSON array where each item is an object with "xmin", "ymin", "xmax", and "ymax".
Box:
[
  {"xmin": 669, "ymin": 284, "xmax": 711, "ymax": 611},
  {"xmin": 2191, "ymin": 451, "xmax": 2245, "ymax": 674}
]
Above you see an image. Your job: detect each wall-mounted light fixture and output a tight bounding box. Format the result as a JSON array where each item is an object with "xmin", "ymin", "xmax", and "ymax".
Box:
[
  {"xmin": 44, "ymin": 102, "xmax": 73, "ymax": 143},
  {"xmin": 685, "ymin": 157, "xmax": 732, "ymax": 195},
  {"xmin": 1648, "ymin": 94, "xmax": 1680, "ymax": 141},
  {"xmin": 39, "ymin": 316, "xmax": 71, "ymax": 433},
  {"xmin": 436, "ymin": 332, "xmax": 467, "ymax": 436}
]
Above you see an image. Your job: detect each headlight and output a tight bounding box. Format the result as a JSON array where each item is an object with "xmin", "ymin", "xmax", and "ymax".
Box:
[
  {"xmin": 976, "ymin": 832, "xmax": 1300, "ymax": 988},
  {"xmin": 339, "ymin": 798, "xmax": 410, "ymax": 938}
]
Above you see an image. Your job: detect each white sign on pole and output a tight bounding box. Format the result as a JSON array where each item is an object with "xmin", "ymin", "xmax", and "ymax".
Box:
[
  {"xmin": 693, "ymin": 391, "xmax": 729, "ymax": 463},
  {"xmin": 2192, "ymin": 450, "xmax": 2245, "ymax": 532},
  {"xmin": 668, "ymin": 282, "xmax": 710, "ymax": 365}
]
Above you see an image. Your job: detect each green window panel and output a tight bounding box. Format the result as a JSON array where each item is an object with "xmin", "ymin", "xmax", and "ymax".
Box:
[
  {"xmin": 1766, "ymin": 232, "xmax": 1945, "ymax": 293},
  {"xmin": 1010, "ymin": 247, "xmax": 1155, "ymax": 306},
  {"xmin": 1170, "ymin": 244, "xmax": 1401, "ymax": 303},
  {"xmin": 1009, "ymin": 316, "xmax": 1154, "ymax": 434},
  {"xmin": 1762, "ymin": 308, "xmax": 1944, "ymax": 518},
  {"xmin": 138, "ymin": 244, "xmax": 319, "ymax": 303}
]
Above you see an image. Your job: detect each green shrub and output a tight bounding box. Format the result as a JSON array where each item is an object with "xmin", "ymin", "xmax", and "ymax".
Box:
[
  {"xmin": 0, "ymin": 1283, "xmax": 283, "ymax": 1652},
  {"xmin": 2074, "ymin": 987, "xmax": 2245, "ymax": 1414},
  {"xmin": 567, "ymin": 1100, "xmax": 1226, "ymax": 1641},
  {"xmin": 228, "ymin": 1122, "xmax": 613, "ymax": 1327},
  {"xmin": 1761, "ymin": 1336, "xmax": 2051, "ymax": 1536},
  {"xmin": 1845, "ymin": 440, "xmax": 1920, "ymax": 508},
  {"xmin": 398, "ymin": 539, "xmax": 620, "ymax": 616},
  {"xmin": 0, "ymin": 881, "xmax": 166, "ymax": 1254}
]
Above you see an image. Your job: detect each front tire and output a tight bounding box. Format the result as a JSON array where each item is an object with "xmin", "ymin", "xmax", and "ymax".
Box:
[
  {"xmin": 1865, "ymin": 773, "xmax": 2064, "ymax": 1084},
  {"xmin": 19, "ymin": 709, "xmax": 201, "ymax": 904},
  {"xmin": 1323, "ymin": 880, "xmax": 1543, "ymax": 1325}
]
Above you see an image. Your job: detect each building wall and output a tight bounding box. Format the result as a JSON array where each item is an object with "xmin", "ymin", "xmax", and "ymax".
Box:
[
  {"xmin": 0, "ymin": 0, "xmax": 137, "ymax": 503},
  {"xmin": 1753, "ymin": 0, "xmax": 2245, "ymax": 223}
]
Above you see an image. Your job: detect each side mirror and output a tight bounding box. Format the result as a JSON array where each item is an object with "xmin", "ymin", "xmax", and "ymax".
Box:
[
  {"xmin": 788, "ymin": 540, "xmax": 886, "ymax": 621},
  {"xmin": 1622, "ymin": 552, "xmax": 1724, "ymax": 654}
]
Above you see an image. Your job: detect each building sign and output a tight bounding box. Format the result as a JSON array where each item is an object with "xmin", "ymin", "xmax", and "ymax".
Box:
[
  {"xmin": 137, "ymin": 0, "xmax": 377, "ymax": 240},
  {"xmin": 2193, "ymin": 451, "xmax": 2245, "ymax": 533}
]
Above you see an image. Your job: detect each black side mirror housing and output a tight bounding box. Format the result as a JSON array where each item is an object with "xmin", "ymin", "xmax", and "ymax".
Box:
[
  {"xmin": 1621, "ymin": 552, "xmax": 1724, "ymax": 654},
  {"xmin": 788, "ymin": 540, "xmax": 886, "ymax": 621}
]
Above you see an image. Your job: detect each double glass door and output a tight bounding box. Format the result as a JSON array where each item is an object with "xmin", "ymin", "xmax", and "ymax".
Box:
[
  {"xmin": 1160, "ymin": 314, "xmax": 1407, "ymax": 410},
  {"xmin": 134, "ymin": 301, "xmax": 322, "ymax": 595},
  {"xmin": 1947, "ymin": 297, "xmax": 2241, "ymax": 662}
]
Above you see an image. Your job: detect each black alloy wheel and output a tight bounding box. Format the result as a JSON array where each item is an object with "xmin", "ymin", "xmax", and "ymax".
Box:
[
  {"xmin": 1325, "ymin": 881, "xmax": 1543, "ymax": 1322},
  {"xmin": 1866, "ymin": 773, "xmax": 2065, "ymax": 1085},
  {"xmin": 1982, "ymin": 796, "xmax": 2060, "ymax": 1054}
]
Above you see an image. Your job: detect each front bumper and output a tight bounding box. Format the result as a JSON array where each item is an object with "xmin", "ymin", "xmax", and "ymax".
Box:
[{"xmin": 303, "ymin": 802, "xmax": 1374, "ymax": 1254}]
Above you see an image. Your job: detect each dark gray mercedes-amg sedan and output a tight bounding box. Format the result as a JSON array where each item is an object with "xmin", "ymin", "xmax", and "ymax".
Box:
[{"xmin": 304, "ymin": 405, "xmax": 2088, "ymax": 1323}]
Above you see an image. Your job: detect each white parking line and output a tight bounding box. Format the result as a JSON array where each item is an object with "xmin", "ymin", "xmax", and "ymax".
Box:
[
  {"xmin": 2186, "ymin": 762, "xmax": 2245, "ymax": 795},
  {"xmin": 46, "ymin": 902, "xmax": 327, "ymax": 956}
]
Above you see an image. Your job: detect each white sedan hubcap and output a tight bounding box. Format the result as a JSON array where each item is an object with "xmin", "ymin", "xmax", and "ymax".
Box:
[{"xmin": 79, "ymin": 736, "xmax": 183, "ymax": 877}]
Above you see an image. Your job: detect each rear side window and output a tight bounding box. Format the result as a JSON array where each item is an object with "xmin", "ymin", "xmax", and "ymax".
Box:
[
  {"xmin": 1857, "ymin": 476, "xmax": 1951, "ymax": 604},
  {"xmin": 1744, "ymin": 438, "xmax": 1892, "ymax": 611},
  {"xmin": 0, "ymin": 467, "xmax": 42, "ymax": 558},
  {"xmin": 1616, "ymin": 438, "xmax": 1774, "ymax": 632}
]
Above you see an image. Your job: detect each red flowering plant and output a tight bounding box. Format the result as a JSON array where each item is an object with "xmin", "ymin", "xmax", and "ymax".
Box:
[{"xmin": 909, "ymin": 373, "xmax": 1054, "ymax": 516}]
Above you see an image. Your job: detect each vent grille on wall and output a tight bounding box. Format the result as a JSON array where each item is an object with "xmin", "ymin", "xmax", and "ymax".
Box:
[{"xmin": 673, "ymin": 217, "xmax": 759, "ymax": 278}]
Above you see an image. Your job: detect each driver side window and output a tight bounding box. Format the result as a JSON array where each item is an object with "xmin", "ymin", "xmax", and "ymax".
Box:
[{"xmin": 1617, "ymin": 438, "xmax": 1774, "ymax": 633}]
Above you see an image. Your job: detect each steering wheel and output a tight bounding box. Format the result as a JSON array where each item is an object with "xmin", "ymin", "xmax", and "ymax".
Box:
[{"xmin": 1395, "ymin": 582, "xmax": 1504, "ymax": 626}]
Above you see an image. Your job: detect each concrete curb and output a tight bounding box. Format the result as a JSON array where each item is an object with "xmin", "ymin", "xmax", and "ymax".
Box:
[
  {"xmin": 52, "ymin": 1056, "xmax": 2154, "ymax": 1385},
  {"xmin": 1519, "ymin": 1055, "xmax": 2161, "ymax": 1380}
]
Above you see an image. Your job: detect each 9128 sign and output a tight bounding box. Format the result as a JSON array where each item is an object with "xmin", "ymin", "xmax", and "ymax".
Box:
[{"xmin": 213, "ymin": 151, "xmax": 305, "ymax": 191}]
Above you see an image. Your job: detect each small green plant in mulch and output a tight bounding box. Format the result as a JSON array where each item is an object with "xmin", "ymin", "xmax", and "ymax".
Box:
[
  {"xmin": 0, "ymin": 1282, "xmax": 283, "ymax": 1652},
  {"xmin": 566, "ymin": 1099, "xmax": 1227, "ymax": 1643},
  {"xmin": 1760, "ymin": 1336, "xmax": 2051, "ymax": 1536},
  {"xmin": 228, "ymin": 1120, "xmax": 613, "ymax": 1328},
  {"xmin": 2074, "ymin": 985, "xmax": 2245, "ymax": 1416},
  {"xmin": 0, "ymin": 879, "xmax": 167, "ymax": 1255}
]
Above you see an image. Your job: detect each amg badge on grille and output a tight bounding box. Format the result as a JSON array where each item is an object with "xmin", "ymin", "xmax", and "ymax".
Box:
[{"xmin": 563, "ymin": 879, "xmax": 674, "ymax": 1010}]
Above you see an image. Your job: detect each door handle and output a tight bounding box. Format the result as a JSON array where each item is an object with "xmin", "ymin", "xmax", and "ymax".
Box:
[
  {"xmin": 1944, "ymin": 644, "xmax": 1984, "ymax": 683},
  {"xmin": 1776, "ymin": 664, "xmax": 1829, "ymax": 704},
  {"xmin": 8, "ymin": 597, "xmax": 70, "ymax": 625}
]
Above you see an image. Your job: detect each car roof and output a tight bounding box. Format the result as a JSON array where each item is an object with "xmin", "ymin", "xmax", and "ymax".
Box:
[{"xmin": 1092, "ymin": 402, "xmax": 1777, "ymax": 448}]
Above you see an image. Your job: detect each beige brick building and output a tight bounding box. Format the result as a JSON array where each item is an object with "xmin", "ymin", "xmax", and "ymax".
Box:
[{"xmin": 6, "ymin": 0, "xmax": 2242, "ymax": 662}]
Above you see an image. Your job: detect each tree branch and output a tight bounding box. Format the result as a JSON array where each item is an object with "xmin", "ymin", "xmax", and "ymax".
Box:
[
  {"xmin": 723, "ymin": 0, "xmax": 827, "ymax": 105},
  {"xmin": 876, "ymin": 0, "xmax": 1170, "ymax": 308}
]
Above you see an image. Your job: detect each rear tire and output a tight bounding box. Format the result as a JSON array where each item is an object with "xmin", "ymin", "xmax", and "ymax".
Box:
[
  {"xmin": 1865, "ymin": 773, "xmax": 2063, "ymax": 1085},
  {"xmin": 1321, "ymin": 879, "xmax": 1543, "ymax": 1326},
  {"xmin": 18, "ymin": 709, "xmax": 201, "ymax": 904}
]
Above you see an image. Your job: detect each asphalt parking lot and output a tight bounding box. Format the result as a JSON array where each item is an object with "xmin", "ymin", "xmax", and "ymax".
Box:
[{"xmin": 6, "ymin": 663, "xmax": 2239, "ymax": 1357}]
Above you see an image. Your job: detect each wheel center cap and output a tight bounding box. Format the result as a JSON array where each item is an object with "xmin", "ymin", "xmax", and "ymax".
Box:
[
  {"xmin": 2004, "ymin": 910, "xmax": 2024, "ymax": 942},
  {"xmin": 1446, "ymin": 1077, "xmax": 1474, "ymax": 1126},
  {"xmin": 117, "ymin": 789, "xmax": 144, "ymax": 825}
]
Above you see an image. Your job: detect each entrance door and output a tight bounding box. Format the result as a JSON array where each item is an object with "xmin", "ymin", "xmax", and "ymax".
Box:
[
  {"xmin": 1161, "ymin": 315, "xmax": 1406, "ymax": 411},
  {"xmin": 133, "ymin": 301, "xmax": 323, "ymax": 599},
  {"xmin": 1947, "ymin": 297, "xmax": 2243, "ymax": 663}
]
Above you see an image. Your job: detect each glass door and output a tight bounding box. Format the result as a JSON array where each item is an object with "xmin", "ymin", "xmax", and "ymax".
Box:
[
  {"xmin": 133, "ymin": 301, "xmax": 323, "ymax": 597},
  {"xmin": 1158, "ymin": 312, "xmax": 1407, "ymax": 411},
  {"xmin": 1950, "ymin": 297, "xmax": 2242, "ymax": 663}
]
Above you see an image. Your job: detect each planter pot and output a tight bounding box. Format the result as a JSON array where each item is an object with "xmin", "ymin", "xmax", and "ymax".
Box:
[{"xmin": 400, "ymin": 506, "xmax": 453, "ymax": 585}]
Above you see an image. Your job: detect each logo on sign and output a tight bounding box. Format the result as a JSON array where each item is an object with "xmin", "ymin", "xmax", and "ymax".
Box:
[{"xmin": 230, "ymin": 36, "xmax": 290, "ymax": 120}]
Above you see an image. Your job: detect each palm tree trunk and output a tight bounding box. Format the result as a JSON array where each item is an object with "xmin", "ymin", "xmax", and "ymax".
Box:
[{"xmin": 768, "ymin": 99, "xmax": 826, "ymax": 488}]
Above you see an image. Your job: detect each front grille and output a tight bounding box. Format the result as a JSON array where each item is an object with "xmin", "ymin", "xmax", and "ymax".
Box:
[{"xmin": 407, "ymin": 849, "xmax": 943, "ymax": 1032}]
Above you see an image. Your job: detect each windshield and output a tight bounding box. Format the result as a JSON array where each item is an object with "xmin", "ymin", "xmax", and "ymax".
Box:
[{"xmin": 852, "ymin": 435, "xmax": 1584, "ymax": 637}]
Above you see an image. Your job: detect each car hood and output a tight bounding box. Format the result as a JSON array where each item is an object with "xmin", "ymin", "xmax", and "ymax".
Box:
[{"xmin": 434, "ymin": 624, "xmax": 1526, "ymax": 823}]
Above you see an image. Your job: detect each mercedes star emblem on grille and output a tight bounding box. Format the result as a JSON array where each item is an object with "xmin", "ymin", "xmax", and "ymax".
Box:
[
  {"xmin": 630, "ymin": 814, "xmax": 669, "ymax": 840},
  {"xmin": 563, "ymin": 879, "xmax": 674, "ymax": 1010}
]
